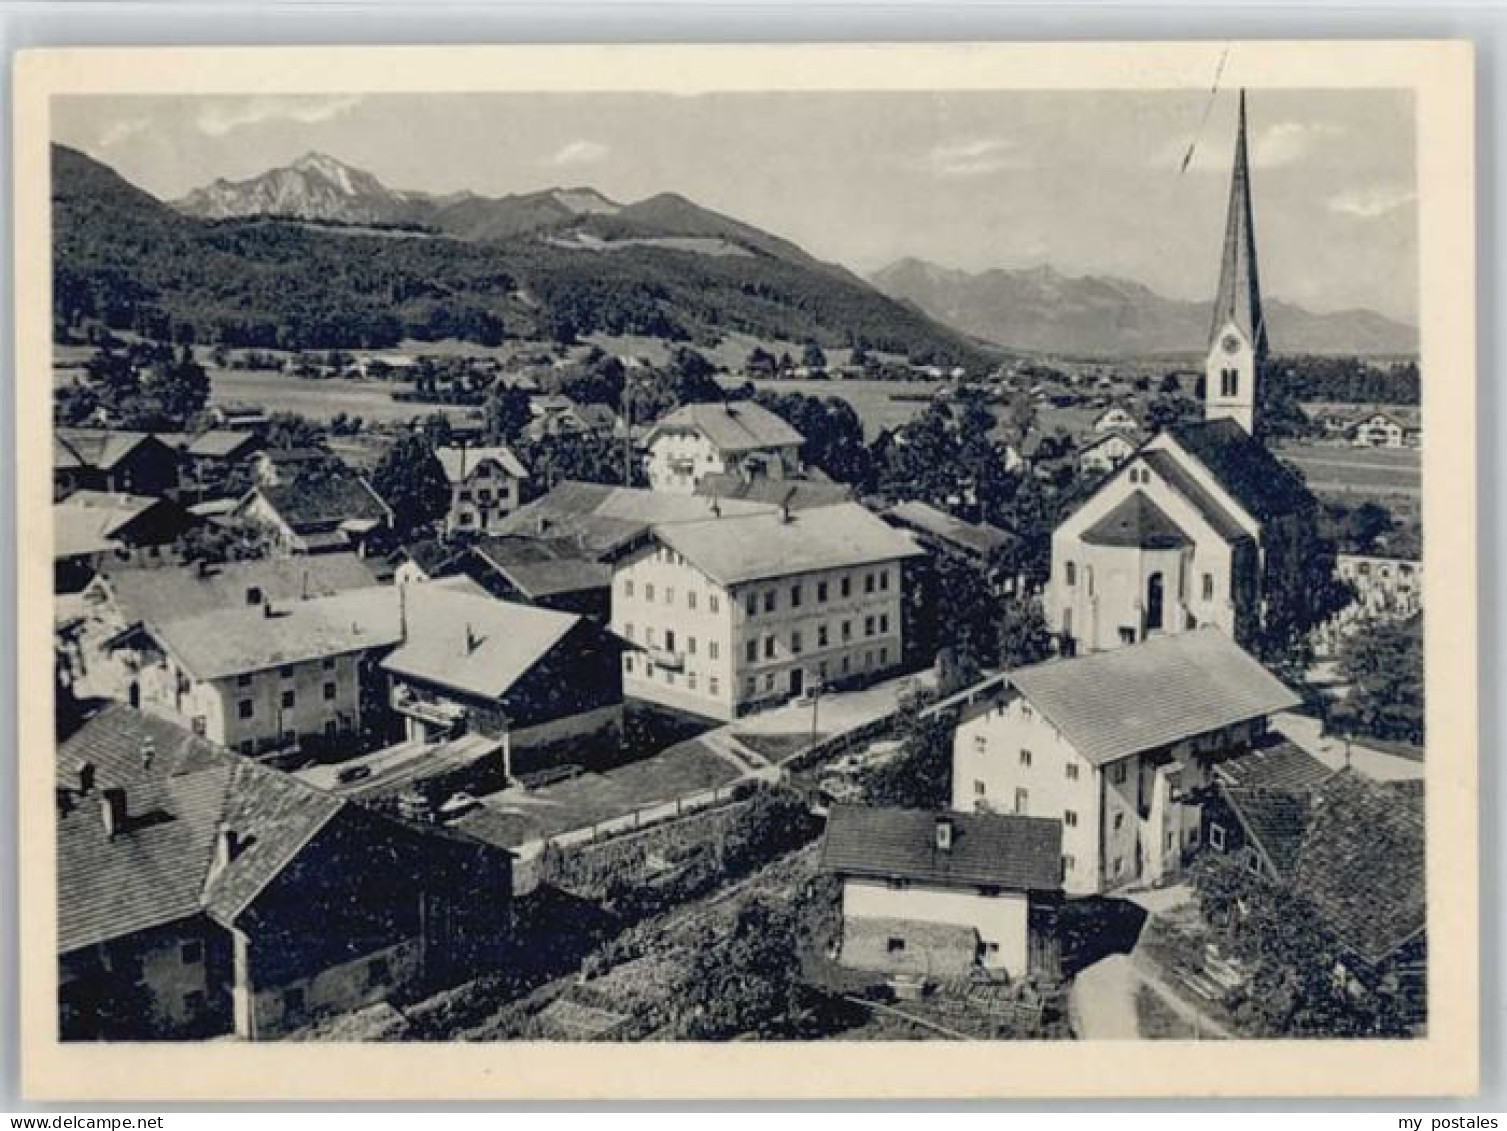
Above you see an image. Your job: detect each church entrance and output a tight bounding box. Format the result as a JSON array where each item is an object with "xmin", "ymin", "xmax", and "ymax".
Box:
[{"xmin": 1146, "ymin": 572, "xmax": 1165, "ymax": 632}]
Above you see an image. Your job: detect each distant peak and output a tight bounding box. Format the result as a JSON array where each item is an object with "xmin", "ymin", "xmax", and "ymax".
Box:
[{"xmin": 291, "ymin": 151, "xmax": 354, "ymax": 175}]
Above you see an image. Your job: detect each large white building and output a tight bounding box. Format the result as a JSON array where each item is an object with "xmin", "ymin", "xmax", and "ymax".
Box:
[
  {"xmin": 948, "ymin": 629, "xmax": 1300, "ymax": 896},
  {"xmin": 1045, "ymin": 92, "xmax": 1317, "ymax": 656},
  {"xmin": 608, "ymin": 501, "xmax": 922, "ymax": 719},
  {"xmin": 643, "ymin": 401, "xmax": 804, "ymax": 495}
]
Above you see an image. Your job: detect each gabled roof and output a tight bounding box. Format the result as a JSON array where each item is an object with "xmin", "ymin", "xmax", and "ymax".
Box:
[
  {"xmin": 58, "ymin": 701, "xmax": 229, "ymax": 786},
  {"xmin": 696, "ymin": 473, "xmax": 853, "ymax": 512},
  {"xmin": 1081, "ymin": 490, "xmax": 1192, "ymax": 550},
  {"xmin": 650, "ymin": 502, "xmax": 923, "ymax": 588},
  {"xmin": 56, "ymin": 766, "xmax": 233, "ymax": 953},
  {"xmin": 184, "ymin": 430, "xmax": 260, "ymax": 459},
  {"xmin": 100, "ymin": 553, "xmax": 379, "ymax": 629},
  {"xmin": 1214, "ymin": 737, "xmax": 1333, "ymax": 792},
  {"xmin": 490, "ymin": 480, "xmax": 774, "ymax": 559},
  {"xmin": 53, "ymin": 492, "xmax": 166, "ymax": 557},
  {"xmin": 821, "ymin": 805, "xmax": 1062, "ymax": 892},
  {"xmin": 144, "ymin": 586, "xmax": 403, "ymax": 680},
  {"xmin": 1294, "ymin": 771, "xmax": 1425, "ymax": 967},
  {"xmin": 1007, "ymin": 629, "xmax": 1300, "ymax": 766},
  {"xmin": 255, "ymin": 469, "xmax": 391, "ymax": 532},
  {"xmin": 379, "ymin": 586, "xmax": 581, "ymax": 701},
  {"xmin": 645, "ymin": 401, "xmax": 805, "ymax": 453},
  {"xmin": 1220, "ymin": 787, "xmax": 1312, "ymax": 876},
  {"xmin": 885, "ymin": 500, "xmax": 1011, "ymax": 558},
  {"xmin": 54, "ymin": 429, "xmax": 166, "ymax": 472},
  {"xmin": 1166, "ymin": 418, "xmax": 1314, "ymax": 522},
  {"xmin": 434, "ymin": 445, "xmax": 528, "ymax": 484},
  {"xmin": 467, "ymin": 536, "xmax": 612, "ymax": 599},
  {"xmin": 1138, "ymin": 448, "xmax": 1251, "ymax": 544}
]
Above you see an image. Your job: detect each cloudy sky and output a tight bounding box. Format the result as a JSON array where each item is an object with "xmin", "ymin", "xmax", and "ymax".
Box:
[{"xmin": 52, "ymin": 88, "xmax": 1418, "ymax": 323}]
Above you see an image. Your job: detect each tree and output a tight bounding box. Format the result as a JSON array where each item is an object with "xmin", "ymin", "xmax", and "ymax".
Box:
[
  {"xmin": 173, "ymin": 516, "xmax": 277, "ymax": 565},
  {"xmin": 996, "ymin": 597, "xmax": 1053, "ymax": 669},
  {"xmin": 1189, "ymin": 854, "xmax": 1414, "ymax": 1037},
  {"xmin": 1331, "ymin": 614, "xmax": 1424, "ymax": 745},
  {"xmin": 264, "ymin": 412, "xmax": 327, "ymax": 450},
  {"xmin": 1145, "ymin": 392, "xmax": 1201, "ymax": 433},
  {"xmin": 483, "ymin": 385, "xmax": 534, "ymax": 445},
  {"xmin": 679, "ymin": 897, "xmax": 802, "ymax": 1039},
  {"xmin": 867, "ymin": 686, "xmax": 953, "ymax": 809},
  {"xmin": 371, "ymin": 433, "xmax": 451, "ymax": 536},
  {"xmin": 752, "ymin": 391, "xmax": 872, "ymax": 489},
  {"xmin": 800, "ymin": 340, "xmax": 828, "ymax": 373},
  {"xmin": 744, "ymin": 346, "xmax": 778, "ymax": 379}
]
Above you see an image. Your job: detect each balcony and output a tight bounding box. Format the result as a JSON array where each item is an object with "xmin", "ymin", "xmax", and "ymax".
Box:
[
  {"xmin": 392, "ymin": 685, "xmax": 467, "ymax": 729},
  {"xmin": 648, "ymin": 647, "xmax": 684, "ymax": 672}
]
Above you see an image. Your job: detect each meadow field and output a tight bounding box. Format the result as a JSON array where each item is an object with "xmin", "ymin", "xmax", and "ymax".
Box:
[{"xmin": 1274, "ymin": 441, "xmax": 1421, "ymax": 499}]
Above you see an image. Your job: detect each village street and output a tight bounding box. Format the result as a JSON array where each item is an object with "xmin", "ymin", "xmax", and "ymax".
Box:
[{"xmin": 1068, "ymin": 885, "xmax": 1235, "ymax": 1040}]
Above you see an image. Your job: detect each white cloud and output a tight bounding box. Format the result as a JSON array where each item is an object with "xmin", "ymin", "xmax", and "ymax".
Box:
[
  {"xmin": 1328, "ymin": 184, "xmax": 1417, "ymax": 219},
  {"xmin": 543, "ymin": 139, "xmax": 610, "ymax": 167},
  {"xmin": 194, "ymin": 95, "xmax": 364, "ymax": 138},
  {"xmin": 98, "ymin": 117, "xmax": 148, "ymax": 148},
  {"xmin": 925, "ymin": 138, "xmax": 1023, "ymax": 178},
  {"xmin": 1251, "ymin": 121, "xmax": 1344, "ymax": 168}
]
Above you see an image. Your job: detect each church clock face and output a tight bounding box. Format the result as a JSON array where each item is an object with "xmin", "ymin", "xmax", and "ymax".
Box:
[{"xmin": 1221, "ymin": 332, "xmax": 1243, "ymax": 355}]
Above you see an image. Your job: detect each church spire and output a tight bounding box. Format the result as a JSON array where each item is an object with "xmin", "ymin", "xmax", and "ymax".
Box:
[{"xmin": 1205, "ymin": 90, "xmax": 1267, "ymax": 434}]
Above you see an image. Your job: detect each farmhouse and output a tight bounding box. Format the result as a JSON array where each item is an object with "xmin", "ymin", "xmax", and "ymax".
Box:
[
  {"xmin": 1076, "ymin": 430, "xmax": 1139, "ymax": 478},
  {"xmin": 237, "ymin": 469, "xmax": 393, "ymax": 555},
  {"xmin": 820, "ymin": 805, "xmax": 1063, "ymax": 979},
  {"xmin": 609, "ymin": 501, "xmax": 922, "ymax": 720},
  {"xmin": 434, "ymin": 445, "xmax": 528, "ymax": 536},
  {"xmin": 379, "ymin": 584, "xmax": 625, "ymax": 772},
  {"xmin": 883, "ymin": 500, "xmax": 1010, "ymax": 570},
  {"xmin": 948, "ymin": 629, "xmax": 1300, "ymax": 896},
  {"xmin": 644, "ymin": 401, "xmax": 805, "ymax": 495},
  {"xmin": 53, "ymin": 492, "xmax": 200, "ymax": 592},
  {"xmin": 164, "ymin": 429, "xmax": 263, "ymax": 499},
  {"xmin": 56, "ymin": 705, "xmax": 512, "ymax": 1041},
  {"xmin": 54, "ymin": 429, "xmax": 180, "ymax": 499},
  {"xmin": 1203, "ymin": 761, "xmax": 1425, "ymax": 1002},
  {"xmin": 453, "ymin": 535, "xmax": 615, "ymax": 619}
]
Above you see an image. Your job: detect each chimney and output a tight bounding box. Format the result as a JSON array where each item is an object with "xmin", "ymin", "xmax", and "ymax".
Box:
[
  {"xmin": 74, "ymin": 760, "xmax": 95, "ymax": 796},
  {"xmin": 934, "ymin": 815, "xmax": 954, "ymax": 853},
  {"xmin": 101, "ymin": 787, "xmax": 128, "ymax": 839},
  {"xmin": 263, "ymin": 599, "xmax": 274, "ymax": 619},
  {"xmin": 301, "ymin": 569, "xmax": 311, "ymax": 601},
  {"xmin": 141, "ymin": 738, "xmax": 156, "ymax": 773},
  {"xmin": 464, "ymin": 623, "xmax": 481, "ymax": 654}
]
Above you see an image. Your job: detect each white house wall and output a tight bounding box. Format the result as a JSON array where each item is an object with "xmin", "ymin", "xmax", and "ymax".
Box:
[{"xmin": 842, "ymin": 877, "xmax": 1031, "ymax": 977}]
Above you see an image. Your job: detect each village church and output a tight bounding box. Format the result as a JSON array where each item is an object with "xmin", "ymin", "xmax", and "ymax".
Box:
[{"xmin": 1046, "ymin": 93, "xmax": 1322, "ymax": 656}]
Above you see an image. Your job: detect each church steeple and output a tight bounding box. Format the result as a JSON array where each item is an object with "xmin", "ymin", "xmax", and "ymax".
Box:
[{"xmin": 1205, "ymin": 90, "xmax": 1267, "ymax": 435}]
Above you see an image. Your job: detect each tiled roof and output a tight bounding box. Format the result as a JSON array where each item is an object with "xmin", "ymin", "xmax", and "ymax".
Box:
[
  {"xmin": 380, "ymin": 587, "xmax": 580, "ymax": 701},
  {"xmin": 885, "ymin": 500, "xmax": 1011, "ymax": 557},
  {"xmin": 645, "ymin": 401, "xmax": 805, "ymax": 453},
  {"xmin": 490, "ymin": 480, "xmax": 773, "ymax": 559},
  {"xmin": 821, "ymin": 805, "xmax": 1062, "ymax": 892},
  {"xmin": 1138, "ymin": 449, "xmax": 1250, "ymax": 544},
  {"xmin": 1220, "ymin": 788, "xmax": 1312, "ymax": 876},
  {"xmin": 56, "ymin": 767, "xmax": 232, "ymax": 953},
  {"xmin": 58, "ymin": 702, "xmax": 227, "ymax": 786},
  {"xmin": 1295, "ymin": 771, "xmax": 1425, "ymax": 966},
  {"xmin": 652, "ymin": 502, "xmax": 923, "ymax": 587},
  {"xmin": 101, "ymin": 553, "xmax": 378, "ymax": 628},
  {"xmin": 467, "ymin": 537, "xmax": 612, "ymax": 599},
  {"xmin": 1081, "ymin": 491, "xmax": 1192, "ymax": 550},
  {"xmin": 434, "ymin": 445, "xmax": 528, "ymax": 484},
  {"xmin": 145, "ymin": 586, "xmax": 403, "ymax": 680},
  {"xmin": 1168, "ymin": 419, "xmax": 1314, "ymax": 522},
  {"xmin": 1007, "ymin": 629, "xmax": 1300, "ymax": 766},
  {"xmin": 1214, "ymin": 737, "xmax": 1333, "ymax": 792},
  {"xmin": 257, "ymin": 470, "xmax": 390, "ymax": 531},
  {"xmin": 697, "ymin": 474, "xmax": 854, "ymax": 512}
]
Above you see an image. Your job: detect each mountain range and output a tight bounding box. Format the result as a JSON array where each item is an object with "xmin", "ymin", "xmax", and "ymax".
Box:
[
  {"xmin": 869, "ymin": 258, "xmax": 1417, "ymax": 358},
  {"xmin": 53, "ymin": 146, "xmax": 989, "ymax": 364}
]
